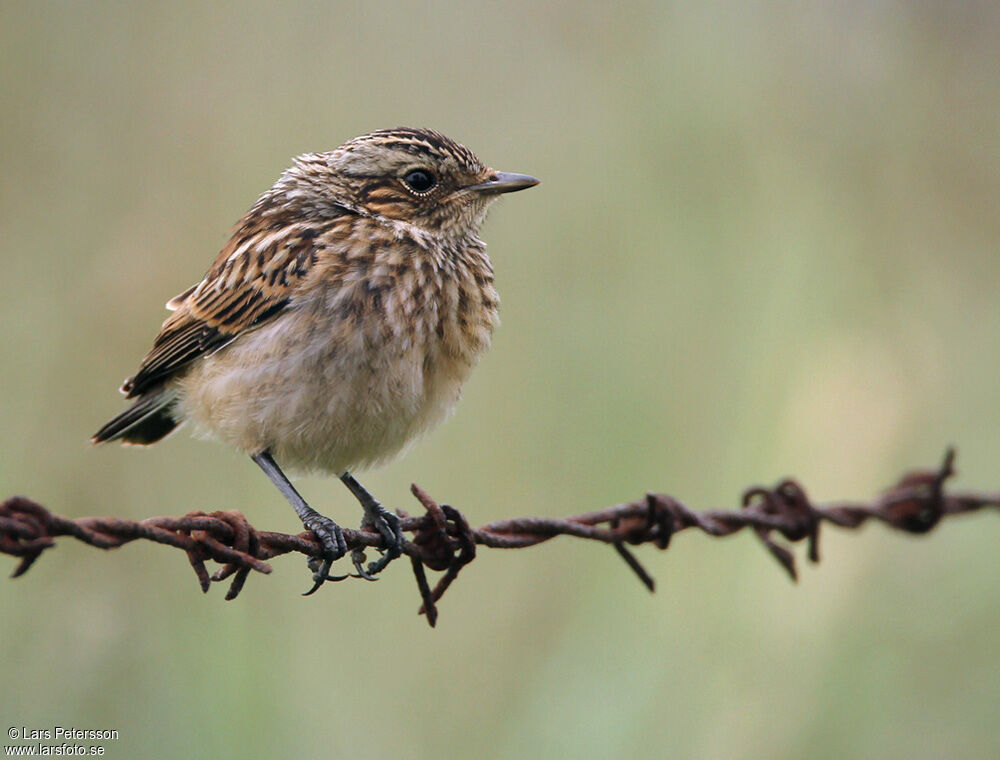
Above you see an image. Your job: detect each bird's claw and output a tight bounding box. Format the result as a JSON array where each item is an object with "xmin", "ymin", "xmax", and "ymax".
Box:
[
  {"xmin": 298, "ymin": 500, "xmax": 403, "ymax": 592},
  {"xmin": 302, "ymin": 515, "xmax": 347, "ymax": 595},
  {"xmin": 350, "ymin": 549, "xmax": 380, "ymax": 581},
  {"xmin": 356, "ymin": 506, "xmax": 404, "ymax": 578}
]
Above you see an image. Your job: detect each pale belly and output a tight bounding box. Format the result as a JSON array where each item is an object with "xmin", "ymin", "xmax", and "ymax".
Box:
[{"xmin": 176, "ymin": 305, "xmax": 478, "ymax": 475}]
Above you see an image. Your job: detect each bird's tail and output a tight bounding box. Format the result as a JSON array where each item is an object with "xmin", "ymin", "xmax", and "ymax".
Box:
[{"xmin": 92, "ymin": 388, "xmax": 181, "ymax": 445}]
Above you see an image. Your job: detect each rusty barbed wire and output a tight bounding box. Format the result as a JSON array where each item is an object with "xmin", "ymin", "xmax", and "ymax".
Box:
[{"xmin": 1, "ymin": 448, "xmax": 996, "ymax": 626}]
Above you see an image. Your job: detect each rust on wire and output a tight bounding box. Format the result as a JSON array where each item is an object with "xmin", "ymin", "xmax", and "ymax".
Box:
[{"xmin": 1, "ymin": 448, "xmax": 996, "ymax": 626}]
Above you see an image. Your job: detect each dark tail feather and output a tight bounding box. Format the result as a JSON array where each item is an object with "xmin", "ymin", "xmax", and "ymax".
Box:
[{"xmin": 92, "ymin": 390, "xmax": 180, "ymax": 445}]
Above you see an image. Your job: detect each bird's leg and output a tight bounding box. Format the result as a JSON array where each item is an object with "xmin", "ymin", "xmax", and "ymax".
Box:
[
  {"xmin": 252, "ymin": 451, "xmax": 347, "ymax": 594},
  {"xmin": 339, "ymin": 471, "xmax": 404, "ymax": 579}
]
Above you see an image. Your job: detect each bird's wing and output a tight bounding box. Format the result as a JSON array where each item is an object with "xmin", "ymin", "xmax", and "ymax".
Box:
[{"xmin": 122, "ymin": 213, "xmax": 339, "ymax": 398}]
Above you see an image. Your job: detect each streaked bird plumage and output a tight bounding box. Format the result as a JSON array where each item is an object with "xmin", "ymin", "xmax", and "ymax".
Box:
[{"xmin": 92, "ymin": 127, "xmax": 538, "ymax": 586}]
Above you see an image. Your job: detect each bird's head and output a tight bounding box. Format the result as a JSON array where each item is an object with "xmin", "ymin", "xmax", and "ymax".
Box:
[{"xmin": 276, "ymin": 127, "xmax": 538, "ymax": 240}]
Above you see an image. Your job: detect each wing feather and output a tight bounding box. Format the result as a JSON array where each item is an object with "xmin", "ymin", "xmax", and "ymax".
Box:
[
  {"xmin": 122, "ymin": 208, "xmax": 344, "ymax": 398},
  {"xmin": 165, "ymin": 284, "xmax": 196, "ymax": 311}
]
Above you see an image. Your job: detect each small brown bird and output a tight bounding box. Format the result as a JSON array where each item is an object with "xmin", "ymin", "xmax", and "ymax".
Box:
[{"xmin": 93, "ymin": 127, "xmax": 538, "ymax": 592}]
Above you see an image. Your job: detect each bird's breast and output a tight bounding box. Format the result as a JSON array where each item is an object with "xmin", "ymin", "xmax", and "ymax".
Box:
[
  {"xmin": 178, "ymin": 237, "xmax": 499, "ymax": 474},
  {"xmin": 326, "ymin": 235, "xmax": 499, "ymax": 370}
]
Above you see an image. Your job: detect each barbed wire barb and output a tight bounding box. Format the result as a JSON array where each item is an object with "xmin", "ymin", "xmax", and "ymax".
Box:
[{"xmin": 1, "ymin": 447, "xmax": 996, "ymax": 627}]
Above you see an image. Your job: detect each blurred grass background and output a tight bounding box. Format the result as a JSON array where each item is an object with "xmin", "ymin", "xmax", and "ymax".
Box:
[{"xmin": 2, "ymin": 1, "xmax": 999, "ymax": 757}]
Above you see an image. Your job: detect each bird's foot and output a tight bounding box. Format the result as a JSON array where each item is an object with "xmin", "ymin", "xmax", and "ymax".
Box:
[
  {"xmin": 302, "ymin": 514, "xmax": 348, "ymax": 595},
  {"xmin": 351, "ymin": 504, "xmax": 404, "ymax": 580}
]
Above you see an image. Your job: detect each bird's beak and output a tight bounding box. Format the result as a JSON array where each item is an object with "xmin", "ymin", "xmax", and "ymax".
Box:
[{"xmin": 465, "ymin": 172, "xmax": 540, "ymax": 195}]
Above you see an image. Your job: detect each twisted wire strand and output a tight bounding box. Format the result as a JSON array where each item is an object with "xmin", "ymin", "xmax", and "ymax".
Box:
[{"xmin": 2, "ymin": 448, "xmax": 996, "ymax": 626}]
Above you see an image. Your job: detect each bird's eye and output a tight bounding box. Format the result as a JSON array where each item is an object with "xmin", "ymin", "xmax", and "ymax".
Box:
[{"xmin": 403, "ymin": 169, "xmax": 436, "ymax": 193}]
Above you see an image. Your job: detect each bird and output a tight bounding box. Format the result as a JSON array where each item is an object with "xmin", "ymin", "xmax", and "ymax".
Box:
[{"xmin": 92, "ymin": 127, "xmax": 538, "ymax": 593}]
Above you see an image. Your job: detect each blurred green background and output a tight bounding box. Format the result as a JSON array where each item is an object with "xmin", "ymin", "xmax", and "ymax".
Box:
[{"xmin": 2, "ymin": 2, "xmax": 998, "ymax": 758}]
